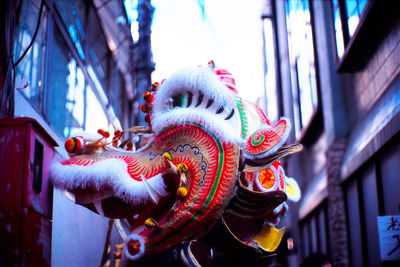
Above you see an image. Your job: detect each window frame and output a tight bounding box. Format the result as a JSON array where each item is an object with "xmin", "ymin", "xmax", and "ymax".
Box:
[
  {"xmin": 284, "ymin": 0, "xmax": 323, "ymax": 144},
  {"xmin": 331, "ymin": 0, "xmax": 400, "ymax": 72},
  {"xmin": 261, "ymin": 1, "xmax": 283, "ymax": 125}
]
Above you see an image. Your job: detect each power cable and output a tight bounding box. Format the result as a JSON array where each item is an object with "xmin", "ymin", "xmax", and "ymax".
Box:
[{"xmin": 14, "ymin": 0, "xmax": 44, "ymax": 67}]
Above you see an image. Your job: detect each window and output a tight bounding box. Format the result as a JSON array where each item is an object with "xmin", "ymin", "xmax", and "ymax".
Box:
[
  {"xmin": 54, "ymin": 0, "xmax": 87, "ymax": 61},
  {"xmin": 343, "ymin": 139, "xmax": 400, "ymax": 266},
  {"xmin": 331, "ymin": 0, "xmax": 369, "ymax": 58},
  {"xmin": 54, "ymin": 0, "xmax": 120, "ymax": 125},
  {"xmin": 262, "ymin": 13, "xmax": 280, "ymax": 124},
  {"xmin": 345, "ymin": 166, "xmax": 381, "ymax": 266},
  {"xmin": 285, "ymin": 0, "xmax": 319, "ymax": 139},
  {"xmin": 14, "ymin": 0, "xmax": 48, "ymax": 113},
  {"xmin": 13, "ymin": 0, "xmax": 123, "ymax": 139},
  {"xmin": 47, "ymin": 26, "xmax": 86, "ymax": 138},
  {"xmin": 299, "ymin": 202, "xmax": 330, "ymax": 260},
  {"xmin": 345, "ymin": 0, "xmax": 368, "ymax": 37},
  {"xmin": 345, "ymin": 178, "xmax": 363, "ymax": 266},
  {"xmin": 379, "ymin": 144, "xmax": 400, "ymax": 215}
]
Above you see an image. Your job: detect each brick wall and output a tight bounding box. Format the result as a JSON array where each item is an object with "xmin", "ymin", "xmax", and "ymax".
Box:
[{"xmin": 326, "ymin": 138, "xmax": 349, "ymax": 267}]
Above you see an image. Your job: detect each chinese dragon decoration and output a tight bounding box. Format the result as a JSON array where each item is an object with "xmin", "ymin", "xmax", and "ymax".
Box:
[{"xmin": 51, "ymin": 61, "xmax": 302, "ymax": 266}]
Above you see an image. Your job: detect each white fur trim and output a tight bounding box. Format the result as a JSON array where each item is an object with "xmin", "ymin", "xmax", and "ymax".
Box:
[
  {"xmin": 152, "ymin": 107, "xmax": 243, "ymax": 144},
  {"xmin": 50, "ymin": 158, "xmax": 167, "ymax": 205},
  {"xmin": 153, "ymin": 66, "xmax": 236, "ymax": 112},
  {"xmin": 123, "ymin": 234, "xmax": 145, "ymax": 261},
  {"xmin": 152, "ymin": 108, "xmax": 243, "ymax": 144},
  {"xmin": 243, "ymin": 118, "xmax": 291, "ymax": 160}
]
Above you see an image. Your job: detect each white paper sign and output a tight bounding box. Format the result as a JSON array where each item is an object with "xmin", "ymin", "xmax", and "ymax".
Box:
[{"xmin": 377, "ymin": 215, "xmax": 400, "ymax": 261}]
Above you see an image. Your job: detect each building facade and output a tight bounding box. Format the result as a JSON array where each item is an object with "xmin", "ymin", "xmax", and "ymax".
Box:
[
  {"xmin": 0, "ymin": 0, "xmax": 149, "ymax": 265},
  {"xmin": 262, "ymin": 0, "xmax": 400, "ymax": 266}
]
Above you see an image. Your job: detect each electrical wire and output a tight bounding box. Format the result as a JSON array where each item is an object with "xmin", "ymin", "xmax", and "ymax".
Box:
[
  {"xmin": 14, "ymin": 0, "xmax": 44, "ymax": 67},
  {"xmin": 1, "ymin": 0, "xmax": 17, "ymax": 116},
  {"xmin": 1, "ymin": 0, "xmax": 44, "ymax": 116}
]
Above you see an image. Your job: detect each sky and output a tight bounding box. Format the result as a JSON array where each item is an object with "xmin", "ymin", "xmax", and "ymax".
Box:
[{"xmin": 149, "ymin": 0, "xmax": 266, "ymax": 104}]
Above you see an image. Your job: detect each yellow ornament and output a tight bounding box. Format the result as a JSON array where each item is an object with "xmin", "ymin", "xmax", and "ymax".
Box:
[
  {"xmin": 177, "ymin": 163, "xmax": 188, "ymax": 172},
  {"xmin": 252, "ymin": 225, "xmax": 285, "ymax": 252},
  {"xmin": 162, "ymin": 152, "xmax": 173, "ymax": 161},
  {"xmin": 177, "ymin": 187, "xmax": 188, "ymax": 197}
]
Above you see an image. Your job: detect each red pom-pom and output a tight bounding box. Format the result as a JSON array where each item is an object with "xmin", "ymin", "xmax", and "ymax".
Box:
[
  {"xmin": 151, "ymin": 82, "xmax": 160, "ymax": 92},
  {"xmin": 143, "ymin": 93, "xmax": 153, "ymax": 103},
  {"xmin": 128, "ymin": 239, "xmax": 141, "ymax": 255},
  {"xmin": 97, "ymin": 129, "xmax": 110, "ymax": 138},
  {"xmin": 140, "ymin": 104, "xmax": 149, "ymax": 113},
  {"xmin": 143, "ymin": 91, "xmax": 151, "ymax": 97},
  {"xmin": 123, "ymin": 234, "xmax": 144, "ymax": 260},
  {"xmin": 144, "ymin": 114, "xmax": 150, "ymax": 123},
  {"xmin": 113, "ymin": 130, "xmax": 122, "ymax": 139},
  {"xmin": 65, "ymin": 136, "xmax": 84, "ymax": 153}
]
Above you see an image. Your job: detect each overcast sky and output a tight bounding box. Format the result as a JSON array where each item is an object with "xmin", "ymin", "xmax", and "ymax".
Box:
[{"xmin": 150, "ymin": 0, "xmax": 266, "ymax": 104}]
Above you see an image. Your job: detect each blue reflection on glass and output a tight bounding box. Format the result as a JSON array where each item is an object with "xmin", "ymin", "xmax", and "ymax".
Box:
[
  {"xmin": 332, "ymin": 0, "xmax": 344, "ymax": 57},
  {"xmin": 286, "ymin": 0, "xmax": 318, "ymax": 138},
  {"xmin": 346, "ymin": 0, "xmax": 368, "ymax": 37},
  {"xmin": 68, "ymin": 24, "xmax": 86, "ymax": 60},
  {"xmin": 124, "ymin": 0, "xmax": 139, "ymax": 23}
]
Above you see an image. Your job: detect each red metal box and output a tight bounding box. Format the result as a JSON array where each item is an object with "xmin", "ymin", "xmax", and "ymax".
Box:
[
  {"xmin": 0, "ymin": 117, "xmax": 57, "ymax": 218},
  {"xmin": 0, "ymin": 117, "xmax": 57, "ymax": 266}
]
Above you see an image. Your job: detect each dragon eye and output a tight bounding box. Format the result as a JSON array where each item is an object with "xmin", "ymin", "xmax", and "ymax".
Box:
[
  {"xmin": 258, "ymin": 169, "xmax": 275, "ymax": 189},
  {"xmin": 171, "ymin": 93, "xmax": 184, "ymax": 108}
]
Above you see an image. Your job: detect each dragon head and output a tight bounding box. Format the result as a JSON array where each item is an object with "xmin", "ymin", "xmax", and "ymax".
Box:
[
  {"xmin": 149, "ymin": 64, "xmax": 242, "ymax": 144},
  {"xmin": 51, "ymin": 62, "xmax": 302, "ymax": 262}
]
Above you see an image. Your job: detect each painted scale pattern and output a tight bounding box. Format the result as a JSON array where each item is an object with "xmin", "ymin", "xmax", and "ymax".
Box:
[
  {"xmin": 143, "ymin": 123, "xmax": 239, "ymax": 253},
  {"xmin": 61, "ymin": 122, "xmax": 239, "ymax": 254}
]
